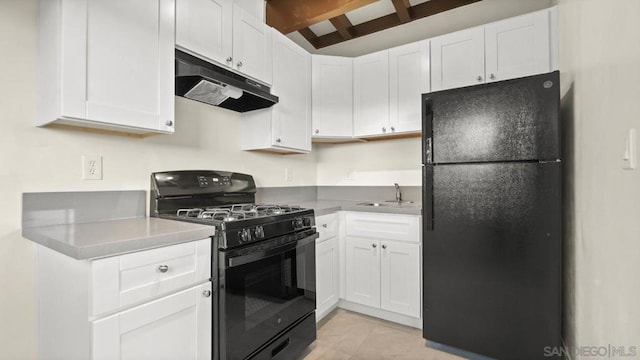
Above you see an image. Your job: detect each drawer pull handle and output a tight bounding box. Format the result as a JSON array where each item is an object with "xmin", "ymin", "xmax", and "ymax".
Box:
[
  {"xmin": 158, "ymin": 265, "xmax": 169, "ymax": 273},
  {"xmin": 322, "ymin": 224, "xmax": 328, "ymax": 228},
  {"xmin": 202, "ymin": 290, "xmax": 212, "ymax": 298}
]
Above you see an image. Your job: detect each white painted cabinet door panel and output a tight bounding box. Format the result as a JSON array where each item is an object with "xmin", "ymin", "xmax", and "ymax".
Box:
[
  {"xmin": 431, "ymin": 27, "xmax": 485, "ymax": 91},
  {"xmin": 380, "ymin": 241, "xmax": 420, "ymax": 318},
  {"xmin": 353, "ymin": 50, "xmax": 390, "ymax": 137},
  {"xmin": 346, "ymin": 237, "xmax": 380, "ymax": 308},
  {"xmin": 176, "ymin": 0, "xmax": 233, "ymax": 66},
  {"xmin": 84, "ymin": 0, "xmax": 175, "ymax": 132},
  {"xmin": 232, "ymin": 4, "xmax": 272, "ymax": 84},
  {"xmin": 92, "ymin": 283, "xmax": 212, "ymax": 360},
  {"xmin": 485, "ymin": 11, "xmax": 550, "ymax": 82},
  {"xmin": 316, "ymin": 236, "xmax": 340, "ymax": 320},
  {"xmin": 271, "ymin": 31, "xmax": 311, "ymax": 152},
  {"xmin": 312, "ymin": 55, "xmax": 354, "ymax": 138},
  {"xmin": 389, "ymin": 40, "xmax": 429, "ymax": 133}
]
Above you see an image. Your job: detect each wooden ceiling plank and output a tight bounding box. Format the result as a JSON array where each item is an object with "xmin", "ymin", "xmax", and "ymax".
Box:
[
  {"xmin": 298, "ymin": 27, "xmax": 320, "ymax": 48},
  {"xmin": 267, "ymin": 0, "xmax": 378, "ymax": 34},
  {"xmin": 409, "ymin": 0, "xmax": 482, "ymax": 21},
  {"xmin": 391, "ymin": 0, "xmax": 412, "ymax": 23},
  {"xmin": 329, "ymin": 15, "xmax": 354, "ymax": 40}
]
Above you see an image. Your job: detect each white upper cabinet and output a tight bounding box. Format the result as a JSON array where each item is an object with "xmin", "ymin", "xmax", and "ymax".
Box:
[
  {"xmin": 485, "ymin": 10, "xmax": 551, "ymax": 83},
  {"xmin": 37, "ymin": 0, "xmax": 175, "ymax": 134},
  {"xmin": 232, "ymin": 4, "xmax": 273, "ymax": 84},
  {"xmin": 353, "ymin": 50, "xmax": 390, "ymax": 137},
  {"xmin": 175, "ymin": 0, "xmax": 272, "ymax": 85},
  {"xmin": 431, "ymin": 26, "xmax": 485, "ymax": 91},
  {"xmin": 312, "ymin": 55, "xmax": 354, "ymax": 139},
  {"xmin": 431, "ymin": 8, "xmax": 556, "ymax": 92},
  {"xmin": 241, "ymin": 30, "xmax": 311, "ymax": 153},
  {"xmin": 389, "ymin": 40, "xmax": 430, "ymax": 134},
  {"xmin": 176, "ymin": 0, "xmax": 232, "ymax": 67}
]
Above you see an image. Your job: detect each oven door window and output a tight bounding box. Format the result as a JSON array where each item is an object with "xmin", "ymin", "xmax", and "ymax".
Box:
[{"xmin": 222, "ymin": 238, "xmax": 315, "ymax": 360}]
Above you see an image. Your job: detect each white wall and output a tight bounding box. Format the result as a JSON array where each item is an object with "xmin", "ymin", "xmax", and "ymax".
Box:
[
  {"xmin": 557, "ymin": 0, "xmax": 640, "ymax": 356},
  {"xmin": 0, "ymin": 1, "xmax": 316, "ymax": 358},
  {"xmin": 316, "ymin": 138, "xmax": 422, "ymax": 186},
  {"xmin": 289, "ymin": 0, "xmax": 554, "ymax": 57}
]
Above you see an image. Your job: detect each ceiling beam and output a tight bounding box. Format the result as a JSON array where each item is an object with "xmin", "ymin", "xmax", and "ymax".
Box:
[
  {"xmin": 313, "ymin": 0, "xmax": 482, "ymax": 49},
  {"xmin": 298, "ymin": 28, "xmax": 319, "ymax": 48},
  {"xmin": 267, "ymin": 0, "xmax": 378, "ymax": 34},
  {"xmin": 391, "ymin": 0, "xmax": 411, "ymax": 23},
  {"xmin": 329, "ymin": 15, "xmax": 354, "ymax": 40}
]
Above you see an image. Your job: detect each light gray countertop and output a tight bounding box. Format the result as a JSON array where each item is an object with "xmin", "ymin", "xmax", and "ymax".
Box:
[
  {"xmin": 23, "ymin": 217, "xmax": 215, "ymax": 260},
  {"xmin": 297, "ymin": 200, "xmax": 422, "ymax": 217}
]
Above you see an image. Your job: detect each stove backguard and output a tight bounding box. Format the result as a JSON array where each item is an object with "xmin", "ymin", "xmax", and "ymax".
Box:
[{"xmin": 150, "ymin": 170, "xmax": 256, "ymax": 217}]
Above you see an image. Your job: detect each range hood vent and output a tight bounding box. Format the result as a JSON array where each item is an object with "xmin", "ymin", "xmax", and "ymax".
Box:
[{"xmin": 175, "ymin": 50, "xmax": 278, "ymax": 112}]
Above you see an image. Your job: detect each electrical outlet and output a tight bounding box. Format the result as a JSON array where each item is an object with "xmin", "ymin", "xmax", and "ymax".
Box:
[
  {"xmin": 285, "ymin": 168, "xmax": 293, "ymax": 182},
  {"xmin": 622, "ymin": 128, "xmax": 637, "ymax": 170},
  {"xmin": 82, "ymin": 155, "xmax": 103, "ymax": 180}
]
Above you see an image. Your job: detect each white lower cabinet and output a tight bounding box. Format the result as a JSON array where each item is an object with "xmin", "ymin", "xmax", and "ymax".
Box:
[
  {"xmin": 315, "ymin": 213, "xmax": 340, "ymax": 321},
  {"xmin": 344, "ymin": 212, "xmax": 421, "ymax": 319},
  {"xmin": 92, "ymin": 283, "xmax": 212, "ymax": 360},
  {"xmin": 36, "ymin": 239, "xmax": 212, "ymax": 360}
]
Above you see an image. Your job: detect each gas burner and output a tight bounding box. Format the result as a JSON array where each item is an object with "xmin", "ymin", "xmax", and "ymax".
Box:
[{"xmin": 176, "ymin": 208, "xmax": 203, "ymax": 218}]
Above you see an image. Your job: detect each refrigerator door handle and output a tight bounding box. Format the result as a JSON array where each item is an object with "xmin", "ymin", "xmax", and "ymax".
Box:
[
  {"xmin": 425, "ymin": 138, "xmax": 433, "ymax": 164},
  {"xmin": 424, "ymin": 165, "xmax": 434, "ymax": 231}
]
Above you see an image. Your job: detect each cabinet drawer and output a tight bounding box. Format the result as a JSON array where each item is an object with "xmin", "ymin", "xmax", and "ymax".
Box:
[
  {"xmin": 315, "ymin": 213, "xmax": 338, "ymax": 242},
  {"xmin": 345, "ymin": 212, "xmax": 420, "ymax": 243},
  {"xmin": 90, "ymin": 239, "xmax": 211, "ymax": 316}
]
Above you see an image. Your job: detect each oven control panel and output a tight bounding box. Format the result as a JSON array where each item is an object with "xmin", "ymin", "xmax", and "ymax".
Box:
[{"xmin": 198, "ymin": 175, "xmax": 231, "ymax": 188}]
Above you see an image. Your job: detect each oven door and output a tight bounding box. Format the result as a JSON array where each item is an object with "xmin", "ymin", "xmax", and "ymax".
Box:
[{"xmin": 219, "ymin": 230, "xmax": 318, "ymax": 360}]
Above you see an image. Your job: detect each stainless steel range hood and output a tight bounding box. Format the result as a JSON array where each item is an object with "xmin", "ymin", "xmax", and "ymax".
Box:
[{"xmin": 175, "ymin": 50, "xmax": 278, "ymax": 112}]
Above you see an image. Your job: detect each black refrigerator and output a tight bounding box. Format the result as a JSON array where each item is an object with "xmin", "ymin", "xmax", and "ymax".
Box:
[{"xmin": 422, "ymin": 71, "xmax": 562, "ymax": 360}]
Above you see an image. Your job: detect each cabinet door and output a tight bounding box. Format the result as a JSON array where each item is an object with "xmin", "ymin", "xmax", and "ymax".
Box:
[
  {"xmin": 271, "ymin": 32, "xmax": 311, "ymax": 152},
  {"xmin": 176, "ymin": 0, "xmax": 233, "ymax": 67},
  {"xmin": 380, "ymin": 241, "xmax": 420, "ymax": 318},
  {"xmin": 485, "ymin": 11, "xmax": 550, "ymax": 82},
  {"xmin": 316, "ymin": 236, "xmax": 340, "ymax": 319},
  {"xmin": 353, "ymin": 50, "xmax": 389, "ymax": 137},
  {"xmin": 389, "ymin": 40, "xmax": 429, "ymax": 133},
  {"xmin": 431, "ymin": 27, "xmax": 485, "ymax": 91},
  {"xmin": 345, "ymin": 237, "xmax": 380, "ymax": 308},
  {"xmin": 312, "ymin": 55, "xmax": 354, "ymax": 138},
  {"xmin": 232, "ymin": 4, "xmax": 272, "ymax": 84},
  {"xmin": 92, "ymin": 283, "xmax": 212, "ymax": 360},
  {"xmin": 82, "ymin": 0, "xmax": 175, "ymax": 132}
]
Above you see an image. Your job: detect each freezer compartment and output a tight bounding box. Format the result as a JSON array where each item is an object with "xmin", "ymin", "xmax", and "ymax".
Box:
[
  {"xmin": 423, "ymin": 71, "xmax": 560, "ymax": 164},
  {"xmin": 422, "ymin": 162, "xmax": 562, "ymax": 360}
]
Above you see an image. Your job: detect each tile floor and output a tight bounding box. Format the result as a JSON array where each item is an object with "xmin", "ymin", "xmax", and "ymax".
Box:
[{"xmin": 300, "ymin": 309, "xmax": 466, "ymax": 360}]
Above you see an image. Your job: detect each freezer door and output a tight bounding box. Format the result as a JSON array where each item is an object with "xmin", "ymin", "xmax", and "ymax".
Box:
[
  {"xmin": 422, "ymin": 71, "xmax": 560, "ymax": 164},
  {"xmin": 422, "ymin": 162, "xmax": 561, "ymax": 360}
]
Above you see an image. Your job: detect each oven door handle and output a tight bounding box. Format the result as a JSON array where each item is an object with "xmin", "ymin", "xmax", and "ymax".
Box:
[{"xmin": 227, "ymin": 233, "xmax": 319, "ymax": 268}]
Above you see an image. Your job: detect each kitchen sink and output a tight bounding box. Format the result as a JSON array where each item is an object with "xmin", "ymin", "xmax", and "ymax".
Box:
[{"xmin": 356, "ymin": 201, "xmax": 415, "ymax": 207}]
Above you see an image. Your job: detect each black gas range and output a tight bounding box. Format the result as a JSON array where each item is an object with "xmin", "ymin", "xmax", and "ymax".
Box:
[{"xmin": 151, "ymin": 170, "xmax": 317, "ymax": 360}]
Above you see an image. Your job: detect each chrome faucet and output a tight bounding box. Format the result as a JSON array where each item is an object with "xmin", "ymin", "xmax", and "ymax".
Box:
[{"xmin": 394, "ymin": 183, "xmax": 402, "ymax": 203}]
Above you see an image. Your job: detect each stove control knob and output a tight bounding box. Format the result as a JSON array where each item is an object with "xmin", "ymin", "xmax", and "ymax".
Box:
[
  {"xmin": 292, "ymin": 218, "xmax": 303, "ymax": 229},
  {"xmin": 238, "ymin": 229, "xmax": 251, "ymax": 243},
  {"xmin": 302, "ymin": 217, "xmax": 312, "ymax": 227},
  {"xmin": 253, "ymin": 226, "xmax": 265, "ymax": 239}
]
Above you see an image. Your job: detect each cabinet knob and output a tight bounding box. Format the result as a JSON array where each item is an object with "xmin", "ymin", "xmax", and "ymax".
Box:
[
  {"xmin": 276, "ymin": 138, "xmax": 281, "ymax": 143},
  {"xmin": 226, "ymin": 56, "xmax": 233, "ymax": 64},
  {"xmin": 322, "ymin": 224, "xmax": 327, "ymax": 228},
  {"xmin": 390, "ymin": 127, "xmax": 395, "ymax": 132},
  {"xmin": 382, "ymin": 244, "xmax": 387, "ymax": 249},
  {"xmin": 476, "ymin": 75, "xmax": 483, "ymax": 82},
  {"xmin": 372, "ymin": 243, "xmax": 377, "ymax": 248},
  {"xmin": 237, "ymin": 61, "xmax": 243, "ymax": 68},
  {"xmin": 158, "ymin": 265, "xmax": 169, "ymax": 273},
  {"xmin": 165, "ymin": 120, "xmax": 173, "ymax": 127},
  {"xmin": 202, "ymin": 290, "xmax": 212, "ymax": 298},
  {"xmin": 315, "ymin": 129, "xmax": 319, "ymax": 134},
  {"xmin": 489, "ymin": 73, "xmax": 496, "ymax": 80},
  {"xmin": 382, "ymin": 127, "xmax": 387, "ymax": 133}
]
